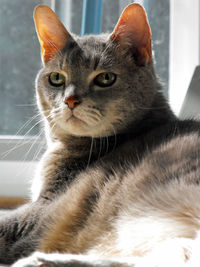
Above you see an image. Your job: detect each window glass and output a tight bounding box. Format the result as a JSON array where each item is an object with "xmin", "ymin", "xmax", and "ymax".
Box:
[
  {"xmin": 54, "ymin": 0, "xmax": 83, "ymax": 35},
  {"xmin": 147, "ymin": 0, "xmax": 169, "ymax": 97},
  {"xmin": 0, "ymin": 0, "xmax": 51, "ymax": 136}
]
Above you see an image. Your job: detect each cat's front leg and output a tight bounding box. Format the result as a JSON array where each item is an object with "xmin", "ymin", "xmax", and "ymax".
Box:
[
  {"xmin": 0, "ymin": 202, "xmax": 49, "ymax": 264},
  {"xmin": 32, "ymin": 140, "xmax": 91, "ymax": 202},
  {"xmin": 12, "ymin": 252, "xmax": 137, "ymax": 267}
]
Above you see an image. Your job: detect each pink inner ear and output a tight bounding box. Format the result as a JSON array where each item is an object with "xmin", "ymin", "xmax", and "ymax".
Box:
[
  {"xmin": 34, "ymin": 5, "xmax": 70, "ymax": 63},
  {"xmin": 110, "ymin": 3, "xmax": 152, "ymax": 65}
]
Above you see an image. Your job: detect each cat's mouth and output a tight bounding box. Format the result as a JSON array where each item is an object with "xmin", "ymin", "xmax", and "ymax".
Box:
[{"xmin": 66, "ymin": 114, "xmax": 85, "ymax": 125}]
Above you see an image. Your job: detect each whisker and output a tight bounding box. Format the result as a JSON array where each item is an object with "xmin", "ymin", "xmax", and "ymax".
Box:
[
  {"xmin": 82, "ymin": 106, "xmax": 103, "ymax": 117},
  {"xmin": 102, "ymin": 117, "xmax": 117, "ymax": 154},
  {"xmin": 111, "ymin": 124, "xmax": 117, "ymax": 152},
  {"xmin": 136, "ymin": 104, "xmax": 167, "ymax": 110},
  {"xmin": 14, "ymin": 131, "xmax": 45, "ymax": 181},
  {"xmin": 98, "ymin": 137, "xmax": 102, "ymax": 159},
  {"xmin": 106, "ymin": 135, "xmax": 109, "ymax": 155},
  {"xmin": 1, "ymin": 116, "xmax": 46, "ymax": 159},
  {"xmin": 47, "ymin": 116, "xmax": 59, "ymax": 135},
  {"xmin": 2, "ymin": 105, "xmax": 63, "ymax": 160},
  {"xmin": 15, "ymin": 104, "xmax": 37, "ymax": 107},
  {"xmin": 85, "ymin": 107, "xmax": 103, "ymax": 118},
  {"xmin": 83, "ymin": 116, "xmax": 99, "ymax": 126},
  {"xmin": 22, "ymin": 117, "xmax": 45, "ymax": 138},
  {"xmin": 22, "ymin": 130, "xmax": 44, "ymax": 162},
  {"xmin": 32, "ymin": 136, "xmax": 46, "ymax": 162},
  {"xmin": 79, "ymin": 107, "xmax": 103, "ymax": 126},
  {"xmin": 9, "ymin": 113, "xmax": 41, "ymax": 140},
  {"xmin": 87, "ymin": 137, "xmax": 94, "ymax": 168},
  {"xmin": 1, "ymin": 138, "xmax": 34, "ymax": 160}
]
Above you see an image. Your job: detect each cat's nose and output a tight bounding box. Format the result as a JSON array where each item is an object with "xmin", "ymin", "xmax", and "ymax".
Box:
[{"xmin": 64, "ymin": 95, "xmax": 81, "ymax": 109}]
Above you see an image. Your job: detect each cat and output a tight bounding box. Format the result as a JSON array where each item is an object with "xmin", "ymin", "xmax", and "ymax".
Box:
[{"xmin": 1, "ymin": 3, "xmax": 200, "ymax": 267}]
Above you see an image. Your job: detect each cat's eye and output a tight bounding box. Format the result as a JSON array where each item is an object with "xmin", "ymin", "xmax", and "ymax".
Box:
[
  {"xmin": 49, "ymin": 72, "xmax": 65, "ymax": 87},
  {"xmin": 94, "ymin": 72, "xmax": 116, "ymax": 87}
]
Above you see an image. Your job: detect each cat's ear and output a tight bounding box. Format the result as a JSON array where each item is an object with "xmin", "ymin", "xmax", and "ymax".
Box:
[
  {"xmin": 33, "ymin": 5, "xmax": 70, "ymax": 64},
  {"xmin": 110, "ymin": 3, "xmax": 152, "ymax": 65}
]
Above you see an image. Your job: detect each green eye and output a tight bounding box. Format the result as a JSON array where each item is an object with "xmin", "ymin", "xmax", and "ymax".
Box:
[
  {"xmin": 94, "ymin": 72, "xmax": 116, "ymax": 87},
  {"xmin": 49, "ymin": 72, "xmax": 65, "ymax": 87}
]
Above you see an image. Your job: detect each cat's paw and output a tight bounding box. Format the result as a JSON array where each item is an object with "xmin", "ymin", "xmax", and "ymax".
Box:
[
  {"xmin": 12, "ymin": 252, "xmax": 136, "ymax": 267},
  {"xmin": 12, "ymin": 252, "xmax": 100, "ymax": 267},
  {"xmin": 12, "ymin": 252, "xmax": 53, "ymax": 267}
]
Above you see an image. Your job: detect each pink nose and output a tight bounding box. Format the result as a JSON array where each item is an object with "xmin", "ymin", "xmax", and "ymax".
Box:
[{"xmin": 64, "ymin": 96, "xmax": 80, "ymax": 109}]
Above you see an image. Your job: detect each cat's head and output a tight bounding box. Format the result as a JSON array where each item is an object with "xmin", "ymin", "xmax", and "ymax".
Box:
[{"xmin": 34, "ymin": 4, "xmax": 156, "ymax": 140}]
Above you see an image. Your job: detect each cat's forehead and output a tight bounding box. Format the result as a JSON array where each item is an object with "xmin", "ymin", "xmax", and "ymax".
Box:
[
  {"xmin": 76, "ymin": 34, "xmax": 108, "ymax": 50},
  {"xmin": 61, "ymin": 34, "xmax": 117, "ymax": 70}
]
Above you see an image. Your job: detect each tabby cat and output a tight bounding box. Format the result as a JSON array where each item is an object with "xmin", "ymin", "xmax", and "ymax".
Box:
[{"xmin": 1, "ymin": 3, "xmax": 200, "ymax": 267}]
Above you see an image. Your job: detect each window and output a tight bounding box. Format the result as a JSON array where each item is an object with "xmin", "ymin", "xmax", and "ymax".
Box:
[{"xmin": 0, "ymin": 0, "xmax": 200, "ymax": 200}]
